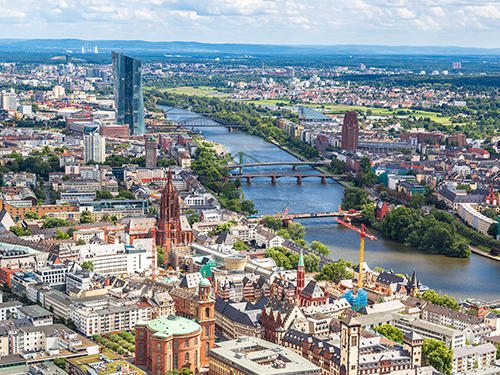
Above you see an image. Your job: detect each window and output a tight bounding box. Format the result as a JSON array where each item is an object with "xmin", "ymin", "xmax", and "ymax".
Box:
[
  {"xmin": 205, "ymin": 326, "xmax": 209, "ymax": 337},
  {"xmin": 168, "ymin": 342, "xmax": 171, "ymax": 350},
  {"xmin": 205, "ymin": 342, "xmax": 209, "ymax": 358},
  {"xmin": 194, "ymin": 338, "xmax": 197, "ymax": 345},
  {"xmin": 174, "ymin": 342, "xmax": 178, "ymax": 349},
  {"xmin": 139, "ymin": 343, "xmax": 144, "ymax": 360},
  {"xmin": 205, "ymin": 307, "xmax": 210, "ymax": 318},
  {"xmin": 157, "ymin": 355, "xmax": 161, "ymax": 366},
  {"xmin": 174, "ymin": 354, "xmax": 178, "ymax": 369},
  {"xmin": 139, "ymin": 331, "xmax": 144, "ymax": 339},
  {"xmin": 168, "ymin": 355, "xmax": 171, "ymax": 371},
  {"xmin": 185, "ymin": 352, "xmax": 189, "ymax": 362},
  {"xmin": 195, "ymin": 350, "xmax": 198, "ymax": 366},
  {"xmin": 157, "ymin": 343, "xmax": 161, "ymax": 351},
  {"xmin": 157, "ymin": 371, "xmax": 161, "ymax": 375},
  {"xmin": 185, "ymin": 340, "xmax": 189, "ymax": 348}
]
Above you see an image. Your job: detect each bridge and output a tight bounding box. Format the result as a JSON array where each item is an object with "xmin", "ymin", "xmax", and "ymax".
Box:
[
  {"xmin": 227, "ymin": 151, "xmax": 327, "ymax": 173},
  {"xmin": 247, "ymin": 210, "xmax": 363, "ymax": 225},
  {"xmin": 164, "ymin": 109, "xmax": 243, "ymax": 130},
  {"xmin": 227, "ymin": 161, "xmax": 326, "ymax": 171},
  {"xmin": 229, "ymin": 173, "xmax": 345, "ymax": 184}
]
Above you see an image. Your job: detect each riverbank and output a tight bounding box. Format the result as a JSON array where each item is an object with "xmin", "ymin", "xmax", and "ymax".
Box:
[{"xmin": 468, "ymin": 245, "xmax": 500, "ymax": 262}]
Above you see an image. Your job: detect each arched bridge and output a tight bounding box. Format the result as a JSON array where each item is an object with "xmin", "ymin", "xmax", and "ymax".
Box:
[
  {"xmin": 227, "ymin": 161, "xmax": 326, "ymax": 170},
  {"xmin": 176, "ymin": 115, "xmax": 244, "ymax": 130},
  {"xmin": 229, "ymin": 173, "xmax": 345, "ymax": 184}
]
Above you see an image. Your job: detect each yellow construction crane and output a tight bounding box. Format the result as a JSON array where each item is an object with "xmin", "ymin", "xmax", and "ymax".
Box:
[
  {"xmin": 0, "ymin": 121, "xmax": 16, "ymax": 136},
  {"xmin": 333, "ymin": 219, "xmax": 376, "ymax": 289}
]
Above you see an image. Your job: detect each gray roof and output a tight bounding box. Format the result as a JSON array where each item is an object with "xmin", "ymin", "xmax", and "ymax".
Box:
[
  {"xmin": 17, "ymin": 304, "xmax": 53, "ymax": 318},
  {"xmin": 179, "ymin": 273, "xmax": 203, "ymax": 289}
]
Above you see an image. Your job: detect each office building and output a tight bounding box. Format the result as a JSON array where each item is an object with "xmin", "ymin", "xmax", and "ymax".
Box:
[
  {"xmin": 342, "ymin": 111, "xmax": 359, "ymax": 150},
  {"xmin": 145, "ymin": 137, "xmax": 157, "ymax": 168},
  {"xmin": 1, "ymin": 91, "xmax": 17, "ymax": 111},
  {"xmin": 112, "ymin": 52, "xmax": 145, "ymax": 136},
  {"xmin": 83, "ymin": 133, "xmax": 105, "ymax": 163},
  {"xmin": 209, "ymin": 337, "xmax": 321, "ymax": 375}
]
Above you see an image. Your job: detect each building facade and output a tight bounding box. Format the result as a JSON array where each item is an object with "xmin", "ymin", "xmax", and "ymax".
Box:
[
  {"xmin": 341, "ymin": 111, "xmax": 359, "ymax": 150},
  {"xmin": 145, "ymin": 137, "xmax": 158, "ymax": 168},
  {"xmin": 83, "ymin": 133, "xmax": 105, "ymax": 163},
  {"xmin": 112, "ymin": 52, "xmax": 145, "ymax": 136}
]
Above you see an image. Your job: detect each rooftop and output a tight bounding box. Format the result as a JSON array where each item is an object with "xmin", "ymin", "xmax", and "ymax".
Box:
[
  {"xmin": 210, "ymin": 337, "xmax": 320, "ymax": 375},
  {"xmin": 139, "ymin": 315, "xmax": 200, "ymax": 337}
]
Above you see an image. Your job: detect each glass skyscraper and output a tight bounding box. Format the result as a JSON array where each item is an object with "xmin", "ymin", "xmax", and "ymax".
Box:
[{"xmin": 112, "ymin": 52, "xmax": 145, "ymax": 136}]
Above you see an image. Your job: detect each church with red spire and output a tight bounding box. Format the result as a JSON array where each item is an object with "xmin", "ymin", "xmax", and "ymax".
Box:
[{"xmin": 157, "ymin": 166, "xmax": 193, "ymax": 252}]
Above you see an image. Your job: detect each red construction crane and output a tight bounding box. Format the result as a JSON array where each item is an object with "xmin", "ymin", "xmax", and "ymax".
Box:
[{"xmin": 334, "ymin": 218, "xmax": 376, "ymax": 289}]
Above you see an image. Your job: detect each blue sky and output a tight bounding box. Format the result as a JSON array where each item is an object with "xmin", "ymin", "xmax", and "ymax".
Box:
[{"xmin": 2, "ymin": 0, "xmax": 500, "ymax": 47}]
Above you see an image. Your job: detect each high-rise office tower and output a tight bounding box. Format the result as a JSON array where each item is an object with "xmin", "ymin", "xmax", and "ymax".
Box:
[
  {"xmin": 112, "ymin": 51, "xmax": 145, "ymax": 136},
  {"xmin": 341, "ymin": 111, "xmax": 359, "ymax": 150},
  {"xmin": 145, "ymin": 137, "xmax": 157, "ymax": 168},
  {"xmin": 84, "ymin": 133, "xmax": 105, "ymax": 163}
]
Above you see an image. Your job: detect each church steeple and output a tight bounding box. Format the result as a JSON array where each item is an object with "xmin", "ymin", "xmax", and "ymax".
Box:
[
  {"xmin": 296, "ymin": 249, "xmax": 305, "ymax": 297},
  {"xmin": 157, "ymin": 165, "xmax": 182, "ymax": 250}
]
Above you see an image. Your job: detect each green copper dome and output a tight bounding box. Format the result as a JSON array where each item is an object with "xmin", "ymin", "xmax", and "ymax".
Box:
[
  {"xmin": 199, "ymin": 278, "xmax": 211, "ymax": 287},
  {"xmin": 146, "ymin": 315, "xmax": 200, "ymax": 336}
]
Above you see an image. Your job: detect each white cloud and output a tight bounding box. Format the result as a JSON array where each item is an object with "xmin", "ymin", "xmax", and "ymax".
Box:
[{"xmin": 0, "ymin": 0, "xmax": 500, "ymax": 47}]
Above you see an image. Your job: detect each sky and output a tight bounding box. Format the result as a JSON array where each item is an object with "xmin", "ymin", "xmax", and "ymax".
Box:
[{"xmin": 2, "ymin": 0, "xmax": 500, "ymax": 47}]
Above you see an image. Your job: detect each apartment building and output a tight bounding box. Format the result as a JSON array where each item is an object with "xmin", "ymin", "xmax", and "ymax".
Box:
[
  {"xmin": 68, "ymin": 303, "xmax": 151, "ymax": 336},
  {"xmin": 452, "ymin": 343, "xmax": 496, "ymax": 373}
]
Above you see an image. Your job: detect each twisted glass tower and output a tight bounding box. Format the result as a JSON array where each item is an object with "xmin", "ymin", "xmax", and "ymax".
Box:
[{"xmin": 112, "ymin": 52, "xmax": 145, "ymax": 136}]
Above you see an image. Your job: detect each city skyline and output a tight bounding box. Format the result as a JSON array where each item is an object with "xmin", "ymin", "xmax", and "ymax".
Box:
[{"xmin": 2, "ymin": 0, "xmax": 500, "ymax": 48}]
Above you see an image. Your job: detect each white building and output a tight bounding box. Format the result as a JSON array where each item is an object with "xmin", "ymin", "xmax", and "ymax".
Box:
[
  {"xmin": 66, "ymin": 270, "xmax": 92, "ymax": 292},
  {"xmin": 0, "ymin": 301, "xmax": 22, "ymax": 320},
  {"xmin": 34, "ymin": 264, "xmax": 68, "ymax": 285},
  {"xmin": 68, "ymin": 303, "xmax": 151, "ymax": 336},
  {"xmin": 463, "ymin": 323, "xmax": 496, "ymax": 345},
  {"xmin": 452, "ymin": 343, "xmax": 496, "ymax": 373},
  {"xmin": 83, "ymin": 133, "xmax": 105, "ymax": 163},
  {"xmin": 255, "ymin": 228, "xmax": 284, "ymax": 248},
  {"xmin": 1, "ymin": 91, "xmax": 17, "ymax": 111},
  {"xmin": 77, "ymin": 239, "xmax": 152, "ymax": 276}
]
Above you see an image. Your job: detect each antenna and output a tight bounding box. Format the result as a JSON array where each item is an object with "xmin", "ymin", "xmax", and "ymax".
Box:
[{"xmin": 122, "ymin": 44, "xmax": 124, "ymax": 55}]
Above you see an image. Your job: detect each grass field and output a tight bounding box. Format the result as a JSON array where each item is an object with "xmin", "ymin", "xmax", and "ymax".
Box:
[
  {"xmin": 161, "ymin": 86, "xmax": 230, "ymax": 97},
  {"xmin": 156, "ymin": 86, "xmax": 464, "ymax": 126}
]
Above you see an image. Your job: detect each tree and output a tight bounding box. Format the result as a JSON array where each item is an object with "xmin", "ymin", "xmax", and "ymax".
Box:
[
  {"xmin": 341, "ymin": 187, "xmax": 370, "ymax": 211},
  {"xmin": 410, "ymin": 193, "xmax": 426, "ymax": 209},
  {"xmin": 66, "ymin": 318, "xmax": 77, "ymax": 331},
  {"xmin": 55, "ymin": 229, "xmax": 70, "ymax": 240},
  {"xmin": 157, "ymin": 246, "xmax": 165, "ymax": 265},
  {"xmin": 373, "ymin": 324, "xmax": 403, "ymax": 343},
  {"xmin": 359, "ymin": 156, "xmax": 371, "ymax": 173},
  {"xmin": 330, "ymin": 159, "xmax": 348, "ymax": 174},
  {"xmin": 81, "ymin": 261, "xmax": 94, "ymax": 271},
  {"xmin": 315, "ymin": 259, "xmax": 353, "ymax": 283},
  {"xmin": 187, "ymin": 214, "xmax": 200, "ymax": 226},
  {"xmin": 208, "ymin": 221, "xmax": 238, "ymax": 237},
  {"xmin": 303, "ymin": 253, "xmax": 320, "ymax": 273},
  {"xmin": 42, "ymin": 217, "xmax": 69, "ymax": 229},
  {"xmin": 76, "ymin": 239, "xmax": 85, "ymax": 246},
  {"xmin": 1, "ymin": 282, "xmax": 11, "ymax": 294},
  {"xmin": 362, "ymin": 170, "xmax": 377, "ymax": 186},
  {"xmin": 117, "ymin": 189, "xmax": 135, "ymax": 200},
  {"xmin": 420, "ymin": 289, "xmax": 460, "ymax": 311},
  {"xmin": 457, "ymin": 184, "xmax": 472, "ymax": 194},
  {"xmin": 24, "ymin": 211, "xmax": 38, "ymax": 219},
  {"xmin": 310, "ymin": 241, "xmax": 330, "ymax": 256},
  {"xmin": 482, "ymin": 208, "xmax": 498, "ymax": 220},
  {"xmin": 422, "ymin": 338, "xmax": 453, "ymax": 375},
  {"xmin": 488, "ymin": 222, "xmax": 498, "ymax": 237},
  {"xmin": 95, "ymin": 190, "xmax": 114, "ymax": 200},
  {"xmin": 80, "ymin": 210, "xmax": 94, "ymax": 224},
  {"xmin": 286, "ymin": 222, "xmax": 305, "ymax": 241},
  {"xmin": 62, "ymin": 175, "xmax": 70, "ymax": 181},
  {"xmin": 233, "ymin": 239, "xmax": 249, "ymax": 251},
  {"xmin": 263, "ymin": 216, "xmax": 283, "ymax": 231},
  {"xmin": 53, "ymin": 358, "xmax": 66, "ymax": 370},
  {"xmin": 10, "ymin": 226, "xmax": 32, "ymax": 237},
  {"xmin": 241, "ymin": 200, "xmax": 257, "ymax": 215}
]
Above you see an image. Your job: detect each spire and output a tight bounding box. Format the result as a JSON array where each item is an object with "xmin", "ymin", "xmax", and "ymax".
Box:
[{"xmin": 298, "ymin": 249, "xmax": 304, "ymax": 267}]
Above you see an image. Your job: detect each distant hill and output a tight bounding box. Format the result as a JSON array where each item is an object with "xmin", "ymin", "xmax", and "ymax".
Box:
[{"xmin": 1, "ymin": 39, "xmax": 500, "ymax": 55}]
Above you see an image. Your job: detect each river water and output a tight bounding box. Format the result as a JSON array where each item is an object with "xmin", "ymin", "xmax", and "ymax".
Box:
[{"xmin": 162, "ymin": 106, "xmax": 500, "ymax": 302}]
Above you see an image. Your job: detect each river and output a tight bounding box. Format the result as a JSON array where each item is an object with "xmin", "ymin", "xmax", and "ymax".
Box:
[{"xmin": 162, "ymin": 106, "xmax": 500, "ymax": 302}]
